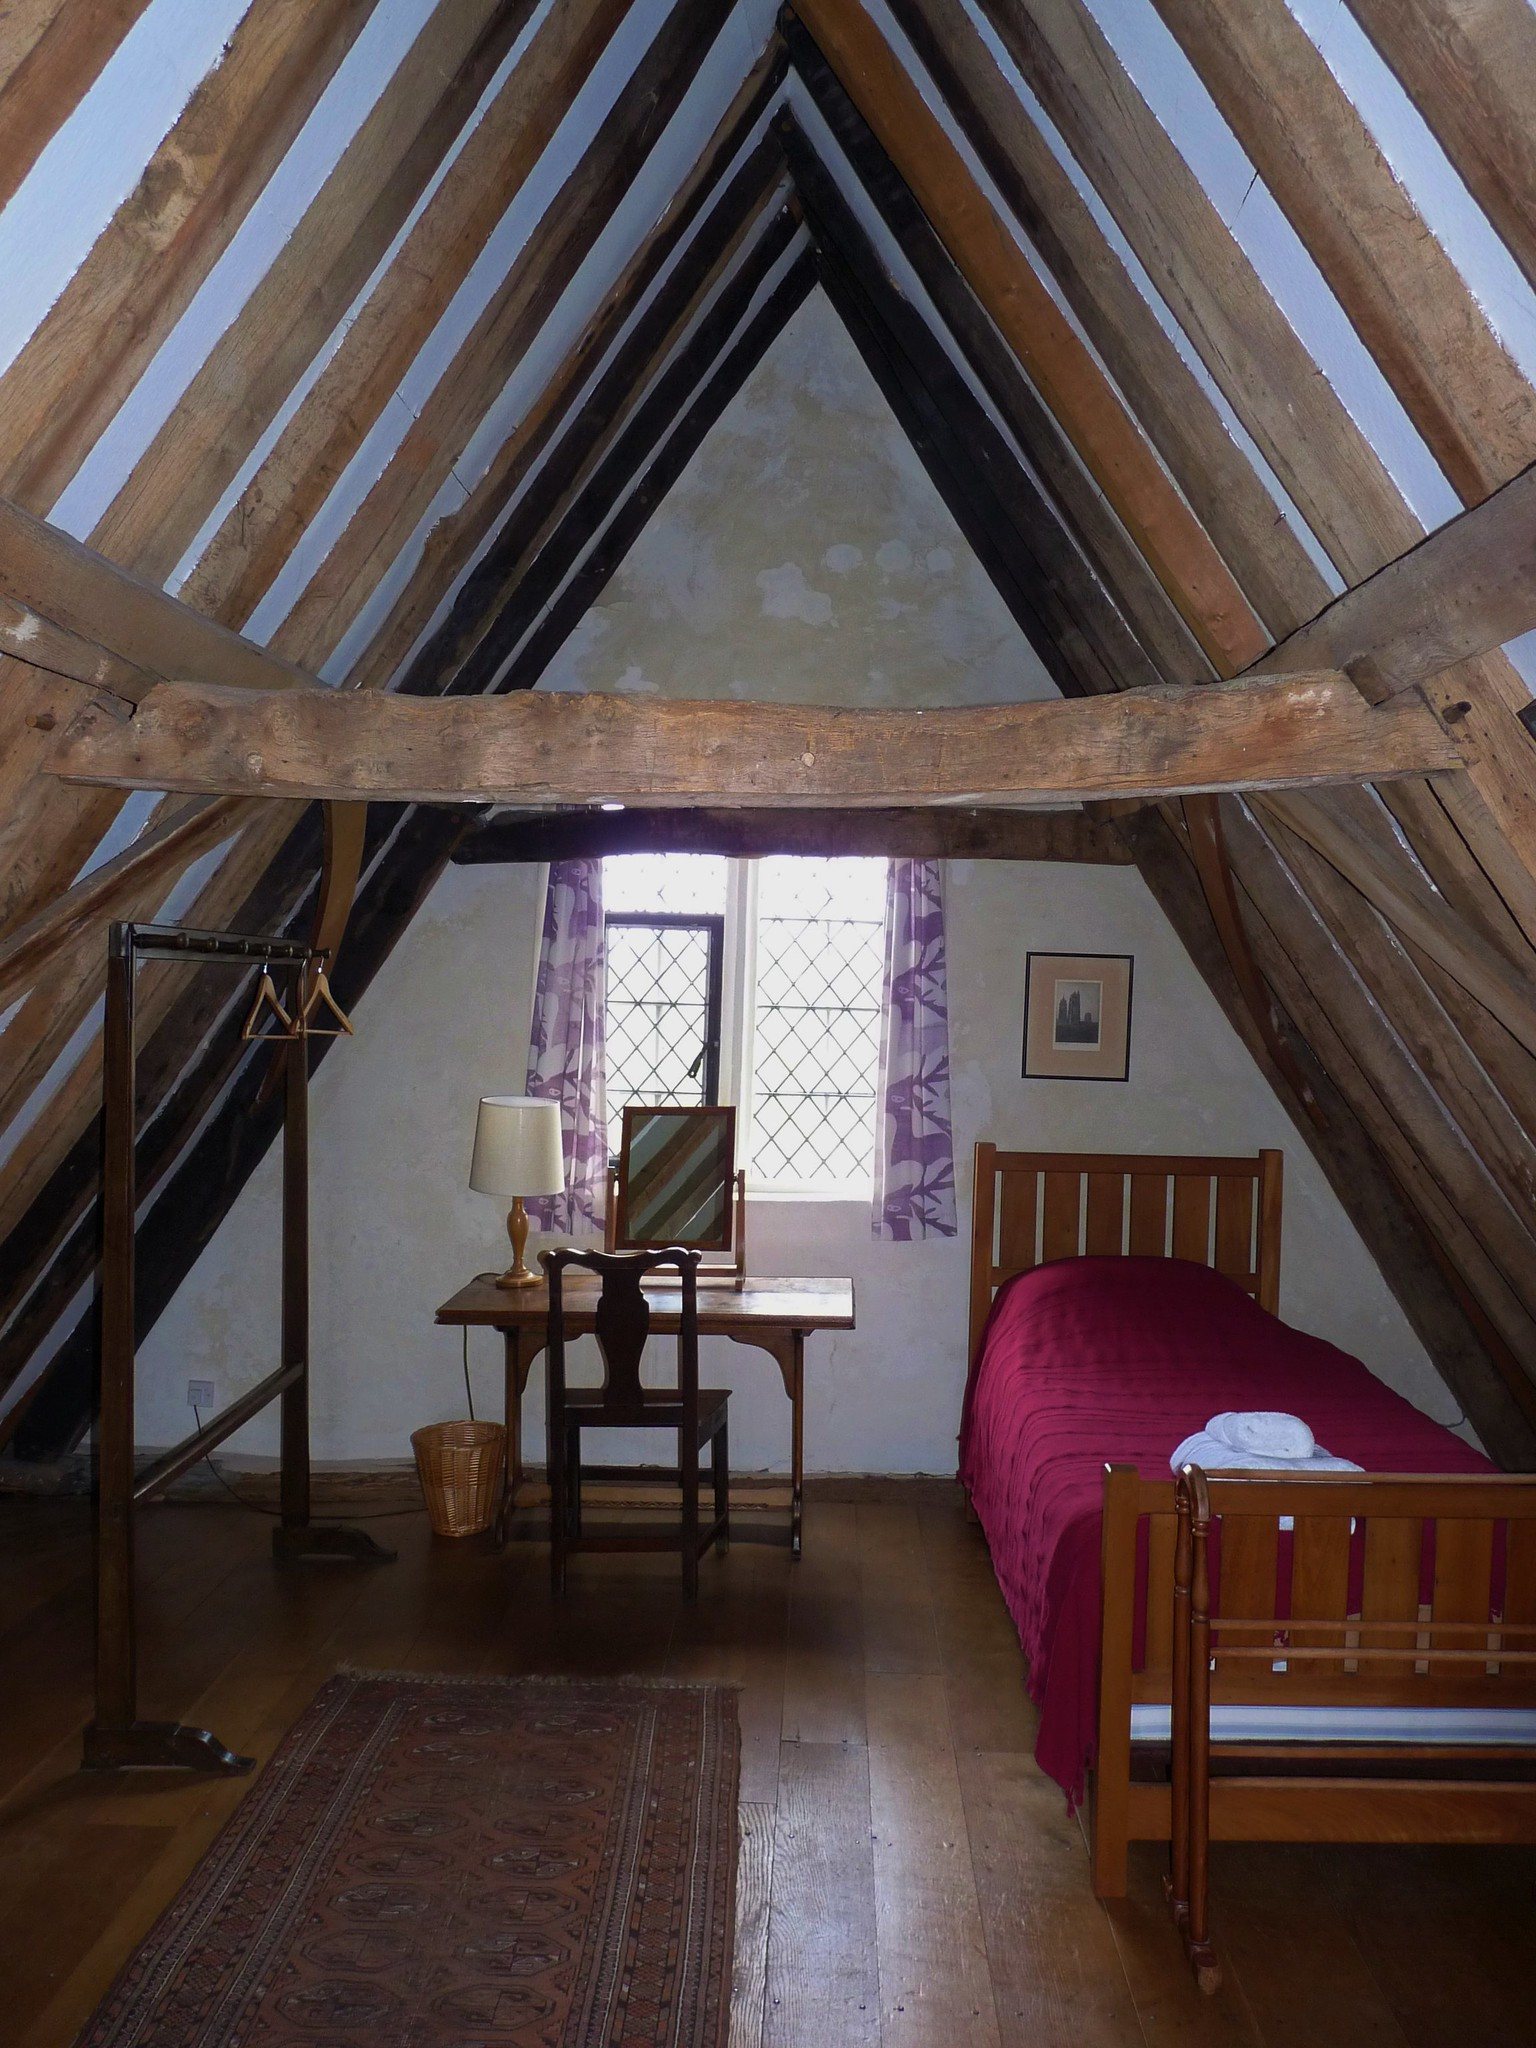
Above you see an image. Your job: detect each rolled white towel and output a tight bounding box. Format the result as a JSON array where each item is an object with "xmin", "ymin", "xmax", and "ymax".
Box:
[
  {"xmin": 1170, "ymin": 1429, "xmax": 1362, "ymax": 1477},
  {"xmin": 1207, "ymin": 1410, "xmax": 1315, "ymax": 1460}
]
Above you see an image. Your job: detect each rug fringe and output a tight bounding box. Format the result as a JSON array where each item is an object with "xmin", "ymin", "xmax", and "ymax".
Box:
[{"xmin": 331, "ymin": 1664, "xmax": 744, "ymax": 1692}]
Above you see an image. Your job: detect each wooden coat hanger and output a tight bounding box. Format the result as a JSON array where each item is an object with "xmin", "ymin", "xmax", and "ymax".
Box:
[
  {"xmin": 240, "ymin": 966, "xmax": 297, "ymax": 1043},
  {"xmin": 298, "ymin": 965, "xmax": 354, "ymax": 1038}
]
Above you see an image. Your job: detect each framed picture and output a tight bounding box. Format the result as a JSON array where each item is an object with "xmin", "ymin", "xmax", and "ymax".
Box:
[{"xmin": 1022, "ymin": 952, "xmax": 1134, "ymax": 1082}]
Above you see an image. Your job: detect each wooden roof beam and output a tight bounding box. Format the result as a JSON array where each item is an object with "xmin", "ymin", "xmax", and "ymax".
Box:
[
  {"xmin": 4, "ymin": 251, "xmax": 813, "ymax": 1455},
  {"xmin": 0, "ymin": 0, "xmax": 379, "ymax": 513},
  {"xmin": 1347, "ymin": 0, "xmax": 1536, "ymax": 301},
  {"xmin": 878, "ymin": 0, "xmax": 1321, "ymax": 641},
  {"xmin": 48, "ymin": 673, "xmax": 1461, "ymax": 807},
  {"xmin": 1254, "ymin": 459, "xmax": 1536, "ymax": 693},
  {"xmin": 91, "ymin": 0, "xmax": 542, "ymax": 582},
  {"xmin": 454, "ymin": 806, "xmax": 1134, "ymax": 863},
  {"xmin": 967, "ymin": 0, "xmax": 1536, "ymax": 925},
  {"xmin": 180, "ymin": 0, "xmax": 637, "ymax": 633},
  {"xmin": 346, "ymin": 36, "xmax": 789, "ymax": 697},
  {"xmin": 0, "ymin": 496, "xmax": 318, "ymax": 699},
  {"xmin": 789, "ymin": 0, "xmax": 1265, "ymax": 674},
  {"xmin": 228, "ymin": 0, "xmax": 726, "ymax": 667},
  {"xmin": 1149, "ymin": 0, "xmax": 1536, "ymax": 506},
  {"xmin": 0, "ymin": 3, "xmax": 153, "ymax": 219}
]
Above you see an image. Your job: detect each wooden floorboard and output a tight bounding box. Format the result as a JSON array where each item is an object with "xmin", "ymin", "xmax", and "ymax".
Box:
[{"xmin": 1, "ymin": 1491, "xmax": 1535, "ymax": 2044}]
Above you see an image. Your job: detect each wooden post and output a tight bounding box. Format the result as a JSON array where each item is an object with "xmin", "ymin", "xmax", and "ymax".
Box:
[
  {"xmin": 90, "ymin": 923, "xmax": 137, "ymax": 1748},
  {"xmin": 1183, "ymin": 1474, "xmax": 1220, "ymax": 1993},
  {"xmin": 1167, "ymin": 1471, "xmax": 1193, "ymax": 1930},
  {"xmin": 83, "ymin": 925, "xmax": 254, "ymax": 1773},
  {"xmin": 1256, "ymin": 1150, "xmax": 1284, "ymax": 1316},
  {"xmin": 271, "ymin": 1004, "xmax": 394, "ymax": 1565},
  {"xmin": 279, "ymin": 1031, "xmax": 311, "ymax": 1535}
]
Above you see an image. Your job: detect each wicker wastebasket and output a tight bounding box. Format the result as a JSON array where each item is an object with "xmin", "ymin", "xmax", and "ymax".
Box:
[{"xmin": 411, "ymin": 1420, "xmax": 506, "ymax": 1537}]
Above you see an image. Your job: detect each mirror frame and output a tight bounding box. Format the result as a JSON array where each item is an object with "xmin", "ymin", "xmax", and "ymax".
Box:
[{"xmin": 614, "ymin": 1103, "xmax": 738, "ymax": 1253}]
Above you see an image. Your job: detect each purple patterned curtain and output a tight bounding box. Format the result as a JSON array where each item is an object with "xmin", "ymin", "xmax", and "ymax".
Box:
[
  {"xmin": 524, "ymin": 860, "xmax": 607, "ymax": 1233},
  {"xmin": 873, "ymin": 858, "xmax": 957, "ymax": 1239}
]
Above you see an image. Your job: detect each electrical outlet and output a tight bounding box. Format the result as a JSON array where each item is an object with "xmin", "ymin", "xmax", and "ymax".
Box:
[{"xmin": 187, "ymin": 1378, "xmax": 216, "ymax": 1410}]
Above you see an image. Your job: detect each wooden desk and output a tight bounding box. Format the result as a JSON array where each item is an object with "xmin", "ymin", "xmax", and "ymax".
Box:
[{"xmin": 435, "ymin": 1275, "xmax": 855, "ymax": 1556}]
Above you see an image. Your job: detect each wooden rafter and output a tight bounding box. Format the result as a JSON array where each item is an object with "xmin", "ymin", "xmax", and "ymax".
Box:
[
  {"xmin": 0, "ymin": 0, "xmax": 379, "ymax": 512},
  {"xmin": 1254, "ymin": 461, "xmax": 1536, "ymax": 691},
  {"xmin": 270, "ymin": 0, "xmax": 733, "ymax": 675},
  {"xmin": 1149, "ymin": 0, "xmax": 1536, "ymax": 505},
  {"xmin": 453, "ymin": 807, "xmax": 1133, "ymax": 864},
  {"xmin": 972, "ymin": 0, "xmax": 1536, "ymax": 919},
  {"xmin": 90, "ymin": 0, "xmax": 541, "ymax": 581},
  {"xmin": 179, "ymin": 0, "xmax": 645, "ymax": 632},
  {"xmin": 880, "ymin": 0, "xmax": 1316, "ymax": 642},
  {"xmin": 0, "ymin": 497, "xmax": 315, "ymax": 699},
  {"xmin": 1, "ymin": 170, "xmax": 814, "ymax": 1455},
  {"xmin": 344, "ymin": 38, "xmax": 789, "ymax": 699},
  {"xmin": 792, "ymin": 0, "xmax": 1265, "ymax": 672},
  {"xmin": 0, "ymin": 71, "xmax": 793, "ymax": 1299},
  {"xmin": 1347, "ymin": 0, "xmax": 1536, "ymax": 299},
  {"xmin": 0, "ymin": 2, "xmax": 152, "ymax": 218}
]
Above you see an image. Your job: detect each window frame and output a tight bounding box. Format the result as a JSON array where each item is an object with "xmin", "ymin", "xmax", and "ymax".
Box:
[
  {"xmin": 602, "ymin": 857, "xmax": 886, "ymax": 1202},
  {"xmin": 602, "ymin": 908, "xmax": 726, "ymax": 1118}
]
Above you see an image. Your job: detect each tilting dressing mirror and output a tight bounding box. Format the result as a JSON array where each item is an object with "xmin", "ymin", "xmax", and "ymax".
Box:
[{"xmin": 611, "ymin": 1104, "xmax": 745, "ymax": 1283}]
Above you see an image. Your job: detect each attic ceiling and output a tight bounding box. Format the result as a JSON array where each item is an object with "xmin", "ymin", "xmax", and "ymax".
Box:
[{"xmin": 3, "ymin": 0, "xmax": 1536, "ymax": 1467}]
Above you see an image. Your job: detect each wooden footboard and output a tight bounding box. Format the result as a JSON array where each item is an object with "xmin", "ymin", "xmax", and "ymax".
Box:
[{"xmin": 1093, "ymin": 1464, "xmax": 1536, "ymax": 1897}]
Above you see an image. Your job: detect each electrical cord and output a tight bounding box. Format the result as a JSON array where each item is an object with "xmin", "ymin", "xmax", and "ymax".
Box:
[{"xmin": 190, "ymin": 1406, "xmax": 425, "ymax": 1521}]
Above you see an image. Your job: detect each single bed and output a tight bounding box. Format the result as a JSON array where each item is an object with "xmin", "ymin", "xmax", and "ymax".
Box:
[{"xmin": 958, "ymin": 1142, "xmax": 1532, "ymax": 1896}]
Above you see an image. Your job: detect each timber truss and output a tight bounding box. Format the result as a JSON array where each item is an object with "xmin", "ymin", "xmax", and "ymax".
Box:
[{"xmin": 3, "ymin": 0, "xmax": 1536, "ymax": 1468}]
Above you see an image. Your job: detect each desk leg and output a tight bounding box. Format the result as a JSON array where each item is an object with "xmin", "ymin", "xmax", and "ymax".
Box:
[
  {"xmin": 730, "ymin": 1327, "xmax": 811, "ymax": 1558},
  {"xmin": 496, "ymin": 1329, "xmax": 542, "ymax": 1545},
  {"xmin": 789, "ymin": 1331, "xmax": 804, "ymax": 1562},
  {"xmin": 499, "ymin": 1331, "xmax": 531, "ymax": 1547}
]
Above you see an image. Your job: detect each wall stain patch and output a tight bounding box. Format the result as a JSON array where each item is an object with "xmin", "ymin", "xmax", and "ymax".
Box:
[{"xmin": 537, "ymin": 290, "xmax": 1056, "ymax": 711}]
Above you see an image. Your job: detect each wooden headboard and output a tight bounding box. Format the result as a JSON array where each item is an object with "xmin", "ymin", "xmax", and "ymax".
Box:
[{"xmin": 967, "ymin": 1143, "xmax": 1283, "ymax": 1360}]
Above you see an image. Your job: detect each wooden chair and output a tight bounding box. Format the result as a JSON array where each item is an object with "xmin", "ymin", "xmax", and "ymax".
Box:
[{"xmin": 541, "ymin": 1245, "xmax": 730, "ymax": 1600}]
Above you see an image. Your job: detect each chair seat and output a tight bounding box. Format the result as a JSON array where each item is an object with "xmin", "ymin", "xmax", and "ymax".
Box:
[{"xmin": 563, "ymin": 1387, "xmax": 730, "ymax": 1432}]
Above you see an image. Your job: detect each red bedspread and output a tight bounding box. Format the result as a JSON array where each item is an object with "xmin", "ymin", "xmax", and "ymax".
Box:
[{"xmin": 957, "ymin": 1256, "xmax": 1489, "ymax": 1806}]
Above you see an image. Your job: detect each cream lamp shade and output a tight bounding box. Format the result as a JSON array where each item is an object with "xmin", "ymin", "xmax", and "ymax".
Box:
[
  {"xmin": 470, "ymin": 1096, "xmax": 564, "ymax": 1288},
  {"xmin": 469, "ymin": 1096, "xmax": 565, "ymax": 1197}
]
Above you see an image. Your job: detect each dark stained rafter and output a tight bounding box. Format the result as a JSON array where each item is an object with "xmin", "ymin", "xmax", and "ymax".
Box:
[
  {"xmin": 5, "ymin": 212, "xmax": 814, "ymax": 1456},
  {"xmin": 774, "ymin": 77, "xmax": 1536, "ymax": 1465},
  {"xmin": 454, "ymin": 806, "xmax": 1134, "ymax": 863}
]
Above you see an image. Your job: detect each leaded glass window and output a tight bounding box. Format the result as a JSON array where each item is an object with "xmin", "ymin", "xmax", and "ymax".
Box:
[
  {"xmin": 603, "ymin": 857, "xmax": 726, "ymax": 1155},
  {"xmin": 747, "ymin": 858, "xmax": 885, "ymax": 1189},
  {"xmin": 600, "ymin": 851, "xmax": 886, "ymax": 1191}
]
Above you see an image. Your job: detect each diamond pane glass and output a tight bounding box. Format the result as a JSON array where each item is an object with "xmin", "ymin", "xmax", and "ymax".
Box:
[
  {"xmin": 604, "ymin": 921, "xmax": 713, "ymax": 1153},
  {"xmin": 748, "ymin": 857, "xmax": 885, "ymax": 1189}
]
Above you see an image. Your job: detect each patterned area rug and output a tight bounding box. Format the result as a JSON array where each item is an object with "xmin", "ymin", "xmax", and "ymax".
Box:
[{"xmin": 77, "ymin": 1671, "xmax": 739, "ymax": 2047}]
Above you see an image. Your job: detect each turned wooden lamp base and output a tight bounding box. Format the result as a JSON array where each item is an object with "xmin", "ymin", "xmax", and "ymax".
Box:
[{"xmin": 495, "ymin": 1195, "xmax": 540, "ymax": 1289}]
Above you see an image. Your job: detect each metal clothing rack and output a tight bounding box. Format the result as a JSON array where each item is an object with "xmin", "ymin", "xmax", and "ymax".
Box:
[{"xmin": 86, "ymin": 922, "xmax": 393, "ymax": 1775}]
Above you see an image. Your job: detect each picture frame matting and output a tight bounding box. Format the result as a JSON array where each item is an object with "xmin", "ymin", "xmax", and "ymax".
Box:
[{"xmin": 1022, "ymin": 951, "xmax": 1134, "ymax": 1082}]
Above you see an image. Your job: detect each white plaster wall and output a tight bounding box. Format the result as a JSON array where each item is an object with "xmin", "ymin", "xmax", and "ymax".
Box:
[
  {"xmin": 137, "ymin": 850, "xmax": 1465, "ymax": 1474},
  {"xmin": 538, "ymin": 292, "xmax": 1058, "ymax": 709},
  {"xmin": 136, "ymin": 288, "xmax": 1466, "ymax": 1469}
]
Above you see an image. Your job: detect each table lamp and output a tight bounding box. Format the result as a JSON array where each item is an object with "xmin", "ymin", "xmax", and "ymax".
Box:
[{"xmin": 469, "ymin": 1095, "xmax": 565, "ymax": 1288}]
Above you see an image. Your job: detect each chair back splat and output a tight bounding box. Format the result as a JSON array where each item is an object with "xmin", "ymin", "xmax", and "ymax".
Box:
[{"xmin": 540, "ymin": 1246, "xmax": 726, "ymax": 1599}]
